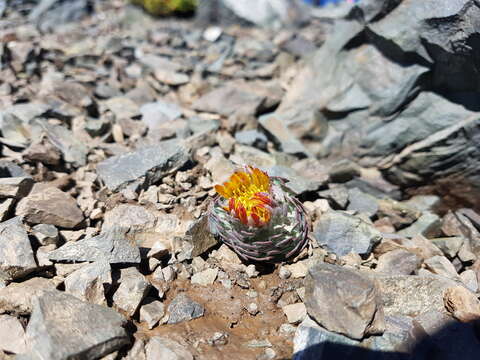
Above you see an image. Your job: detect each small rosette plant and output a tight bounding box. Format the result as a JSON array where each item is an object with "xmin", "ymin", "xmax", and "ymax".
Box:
[{"xmin": 208, "ymin": 166, "xmax": 308, "ymax": 262}]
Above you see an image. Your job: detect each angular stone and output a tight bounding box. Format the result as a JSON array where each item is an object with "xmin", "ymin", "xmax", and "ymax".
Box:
[
  {"xmin": 313, "ymin": 211, "xmax": 382, "ymax": 257},
  {"xmin": 64, "ymin": 261, "xmax": 112, "ymax": 305},
  {"xmin": 266, "ymin": 165, "xmax": 323, "ymax": 195},
  {"xmin": 376, "ymin": 249, "xmax": 422, "ymax": 275},
  {"xmin": 318, "ymin": 186, "xmax": 349, "ymax": 209},
  {"xmin": 0, "ymin": 177, "xmax": 33, "ymax": 199},
  {"xmin": 0, "ymin": 198, "xmax": 14, "ymax": 222},
  {"xmin": 167, "ymin": 293, "xmax": 204, "ymax": 324},
  {"xmin": 48, "ymin": 227, "xmax": 141, "ymax": 264},
  {"xmin": 154, "ymin": 70, "xmax": 189, "ymax": 86},
  {"xmin": 16, "ymin": 183, "xmax": 84, "ymax": 229},
  {"xmin": 259, "ymin": 113, "xmax": 310, "ymax": 156},
  {"xmin": 375, "ymin": 274, "xmax": 459, "ymax": 317},
  {"xmin": 38, "ymin": 120, "xmax": 88, "ymax": 167},
  {"xmin": 145, "ymin": 336, "xmax": 193, "ymax": 360},
  {"xmin": 283, "ymin": 303, "xmax": 307, "ymax": 325},
  {"xmin": 430, "ymin": 237, "xmax": 464, "ymax": 259},
  {"xmin": 193, "ymin": 84, "xmax": 264, "ymax": 117},
  {"xmin": 31, "ymin": 224, "xmax": 59, "ymax": 246},
  {"xmin": 397, "ymin": 212, "xmax": 441, "ymax": 238},
  {"xmin": 444, "ymin": 286, "xmax": 480, "ymax": 322},
  {"xmin": 293, "ymin": 316, "xmax": 361, "ymax": 360},
  {"xmin": 191, "ymin": 268, "xmax": 218, "ymax": 286},
  {"xmin": 113, "ymin": 267, "xmax": 150, "ymax": 316},
  {"xmin": 96, "ymin": 139, "xmax": 189, "ymax": 191},
  {"xmin": 0, "ymin": 314, "xmax": 26, "ymax": 354},
  {"xmin": 0, "ymin": 277, "xmax": 57, "ymax": 315},
  {"xmin": 459, "ymin": 269, "xmax": 478, "ymax": 293},
  {"xmin": 140, "ymin": 101, "xmax": 182, "ymax": 130},
  {"xmin": 346, "ymin": 188, "xmax": 379, "ymax": 217},
  {"xmin": 140, "ymin": 300, "xmax": 165, "ymax": 330},
  {"xmin": 182, "ymin": 216, "xmax": 219, "ymax": 260},
  {"xmin": 424, "ymin": 255, "xmax": 459, "ymax": 280},
  {"xmin": 0, "ymin": 217, "xmax": 37, "ymax": 281},
  {"xmin": 24, "ymin": 290, "xmax": 129, "ymax": 360},
  {"xmin": 105, "ymin": 97, "xmax": 140, "ymax": 119},
  {"xmin": 304, "ymin": 263, "xmax": 385, "ymax": 340},
  {"xmin": 377, "ymin": 199, "xmax": 421, "ymax": 229}
]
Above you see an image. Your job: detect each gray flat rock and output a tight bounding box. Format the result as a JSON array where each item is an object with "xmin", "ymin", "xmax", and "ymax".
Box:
[
  {"xmin": 15, "ymin": 183, "xmax": 84, "ymax": 229},
  {"xmin": 167, "ymin": 293, "xmax": 204, "ymax": 324},
  {"xmin": 113, "ymin": 267, "xmax": 150, "ymax": 316},
  {"xmin": 304, "ymin": 263, "xmax": 385, "ymax": 340},
  {"xmin": 0, "ymin": 314, "xmax": 27, "ymax": 354},
  {"xmin": 96, "ymin": 139, "xmax": 190, "ymax": 191},
  {"xmin": 313, "ymin": 211, "xmax": 382, "ymax": 257},
  {"xmin": 23, "ymin": 290, "xmax": 129, "ymax": 360},
  {"xmin": 145, "ymin": 336, "xmax": 193, "ymax": 360},
  {"xmin": 0, "ymin": 217, "xmax": 37, "ymax": 281},
  {"xmin": 0, "ymin": 277, "xmax": 57, "ymax": 315},
  {"xmin": 64, "ymin": 261, "xmax": 112, "ymax": 305},
  {"xmin": 48, "ymin": 227, "xmax": 140, "ymax": 264}
]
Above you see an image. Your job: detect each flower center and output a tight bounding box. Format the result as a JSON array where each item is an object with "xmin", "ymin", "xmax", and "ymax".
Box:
[{"xmin": 214, "ymin": 166, "xmax": 274, "ymax": 227}]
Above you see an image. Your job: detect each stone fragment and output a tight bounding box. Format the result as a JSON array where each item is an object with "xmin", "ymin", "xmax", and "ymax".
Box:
[
  {"xmin": 424, "ymin": 255, "xmax": 459, "ymax": 280},
  {"xmin": 140, "ymin": 300, "xmax": 165, "ymax": 330},
  {"xmin": 397, "ymin": 212, "xmax": 441, "ymax": 238},
  {"xmin": 105, "ymin": 97, "xmax": 140, "ymax": 119},
  {"xmin": 31, "ymin": 224, "xmax": 59, "ymax": 246},
  {"xmin": 125, "ymin": 339, "xmax": 146, "ymax": 360},
  {"xmin": 318, "ymin": 186, "xmax": 349, "ymax": 209},
  {"xmin": 444, "ymin": 286, "xmax": 480, "ymax": 322},
  {"xmin": 459, "ymin": 269, "xmax": 478, "ymax": 293},
  {"xmin": 154, "ymin": 70, "xmax": 189, "ymax": 86},
  {"xmin": 313, "ymin": 211, "xmax": 382, "ymax": 257},
  {"xmin": 193, "ymin": 85, "xmax": 264, "ymax": 117},
  {"xmin": 247, "ymin": 302, "xmax": 259, "ymax": 315},
  {"xmin": 0, "ymin": 217, "xmax": 37, "ymax": 281},
  {"xmin": 266, "ymin": 165, "xmax": 323, "ymax": 195},
  {"xmin": 64, "ymin": 261, "xmax": 112, "ymax": 305},
  {"xmin": 97, "ymin": 139, "xmax": 189, "ymax": 191},
  {"xmin": 0, "ymin": 199, "xmax": 14, "ymax": 222},
  {"xmin": 113, "ymin": 267, "xmax": 150, "ymax": 316},
  {"xmin": 259, "ymin": 113, "xmax": 310, "ymax": 156},
  {"xmin": 283, "ymin": 303, "xmax": 307, "ymax": 324},
  {"xmin": 0, "ymin": 314, "xmax": 27, "ymax": 354},
  {"xmin": 430, "ymin": 237, "xmax": 464, "ymax": 259},
  {"xmin": 16, "ymin": 183, "xmax": 84, "ymax": 229},
  {"xmin": 0, "ymin": 177, "xmax": 33, "ymax": 199},
  {"xmin": 376, "ymin": 249, "xmax": 422, "ymax": 275},
  {"xmin": 304, "ymin": 263, "xmax": 385, "ymax": 340},
  {"xmin": 23, "ymin": 290, "xmax": 128, "ymax": 360},
  {"xmin": 283, "ymin": 261, "xmax": 309, "ymax": 279},
  {"xmin": 181, "ymin": 215, "xmax": 219, "ymax": 260},
  {"xmin": 375, "ymin": 274, "xmax": 459, "ymax": 317},
  {"xmin": 140, "ymin": 101, "xmax": 182, "ymax": 130},
  {"xmin": 48, "ymin": 227, "xmax": 140, "ymax": 264},
  {"xmin": 293, "ymin": 316, "xmax": 361, "ymax": 360},
  {"xmin": 167, "ymin": 293, "xmax": 204, "ymax": 324},
  {"xmin": 38, "ymin": 121, "xmax": 88, "ymax": 167},
  {"xmin": 346, "ymin": 188, "xmax": 379, "ymax": 217},
  {"xmin": 145, "ymin": 336, "xmax": 193, "ymax": 360},
  {"xmin": 377, "ymin": 199, "xmax": 421, "ymax": 229},
  {"xmin": 191, "ymin": 268, "xmax": 218, "ymax": 286},
  {"xmin": 0, "ymin": 277, "xmax": 57, "ymax": 315}
]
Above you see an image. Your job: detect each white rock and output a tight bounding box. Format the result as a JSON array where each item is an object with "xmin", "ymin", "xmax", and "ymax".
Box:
[
  {"xmin": 191, "ymin": 268, "xmax": 218, "ymax": 286},
  {"xmin": 0, "ymin": 314, "xmax": 26, "ymax": 354},
  {"xmin": 282, "ymin": 303, "xmax": 307, "ymax": 324}
]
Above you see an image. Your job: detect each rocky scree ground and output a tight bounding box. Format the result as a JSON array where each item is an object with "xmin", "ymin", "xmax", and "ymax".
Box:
[{"xmin": 0, "ymin": 0, "xmax": 480, "ymax": 359}]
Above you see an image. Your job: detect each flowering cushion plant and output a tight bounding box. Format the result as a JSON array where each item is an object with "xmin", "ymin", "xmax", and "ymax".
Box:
[{"xmin": 208, "ymin": 166, "xmax": 308, "ymax": 262}]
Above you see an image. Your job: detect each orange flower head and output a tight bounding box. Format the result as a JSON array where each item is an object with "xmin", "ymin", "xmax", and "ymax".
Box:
[{"xmin": 214, "ymin": 166, "xmax": 274, "ymax": 227}]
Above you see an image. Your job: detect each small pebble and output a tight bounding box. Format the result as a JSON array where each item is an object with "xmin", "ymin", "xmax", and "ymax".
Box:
[{"xmin": 247, "ymin": 303, "xmax": 259, "ymax": 315}]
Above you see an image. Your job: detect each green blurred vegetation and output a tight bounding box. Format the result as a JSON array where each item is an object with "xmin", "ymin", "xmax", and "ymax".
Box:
[{"xmin": 131, "ymin": 0, "xmax": 197, "ymax": 16}]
